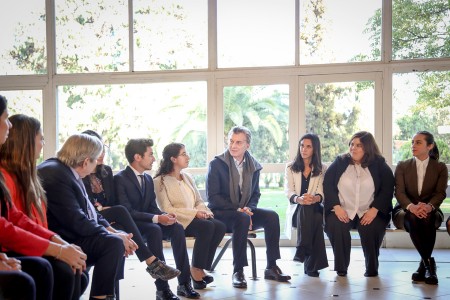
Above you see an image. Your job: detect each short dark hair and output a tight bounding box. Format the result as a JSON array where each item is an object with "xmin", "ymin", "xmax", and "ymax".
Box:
[
  {"xmin": 124, "ymin": 138, "xmax": 154, "ymax": 164},
  {"xmin": 227, "ymin": 126, "xmax": 252, "ymax": 144},
  {"xmin": 0, "ymin": 95, "xmax": 7, "ymax": 116},
  {"xmin": 82, "ymin": 129, "xmax": 102, "ymax": 140}
]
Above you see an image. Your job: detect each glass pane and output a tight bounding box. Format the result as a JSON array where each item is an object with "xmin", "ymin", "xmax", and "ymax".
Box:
[
  {"xmin": 0, "ymin": 1, "xmax": 46, "ymax": 75},
  {"xmin": 57, "ymin": 82, "xmax": 207, "ymax": 170},
  {"xmin": 134, "ymin": 0, "xmax": 208, "ymax": 71},
  {"xmin": 300, "ymin": 0, "xmax": 382, "ymax": 64},
  {"xmin": 55, "ymin": 0, "xmax": 129, "ymax": 73},
  {"xmin": 392, "ymin": 71, "xmax": 450, "ymax": 164},
  {"xmin": 259, "ymin": 173, "xmax": 287, "ymax": 236},
  {"xmin": 217, "ymin": 0, "xmax": 295, "ymax": 68},
  {"xmin": 305, "ymin": 81, "xmax": 375, "ymax": 163},
  {"xmin": 392, "ymin": 0, "xmax": 450, "ymax": 60},
  {"xmin": 223, "ymin": 85, "xmax": 289, "ymax": 164},
  {"xmin": 0, "ymin": 90, "xmax": 43, "ymax": 120}
]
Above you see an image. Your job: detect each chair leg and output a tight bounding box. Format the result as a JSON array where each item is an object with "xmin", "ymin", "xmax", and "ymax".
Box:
[
  {"xmin": 209, "ymin": 238, "xmax": 232, "ymax": 272},
  {"xmin": 247, "ymin": 239, "xmax": 258, "ymax": 280},
  {"xmin": 114, "ymin": 280, "xmax": 120, "ymax": 300}
]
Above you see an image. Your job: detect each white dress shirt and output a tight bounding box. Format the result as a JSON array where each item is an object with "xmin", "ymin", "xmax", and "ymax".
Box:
[{"xmin": 415, "ymin": 156, "xmax": 429, "ymax": 196}]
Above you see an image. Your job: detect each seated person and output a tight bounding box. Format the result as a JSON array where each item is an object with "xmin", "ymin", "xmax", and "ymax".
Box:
[
  {"xmin": 0, "ymin": 114, "xmax": 89, "ymax": 299},
  {"xmin": 154, "ymin": 142, "xmax": 226, "ymax": 289},
  {"xmin": 81, "ymin": 130, "xmax": 180, "ymax": 281},
  {"xmin": 392, "ymin": 131, "xmax": 447, "ymax": 285},
  {"xmin": 114, "ymin": 138, "xmax": 199, "ymax": 300},
  {"xmin": 38, "ymin": 133, "xmax": 137, "ymax": 300},
  {"xmin": 206, "ymin": 126, "xmax": 291, "ymax": 288},
  {"xmin": 0, "ymin": 253, "xmax": 36, "ymax": 300}
]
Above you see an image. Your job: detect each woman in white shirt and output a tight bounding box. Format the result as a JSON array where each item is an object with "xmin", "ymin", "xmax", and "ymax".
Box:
[
  {"xmin": 154, "ymin": 143, "xmax": 226, "ymax": 290},
  {"xmin": 284, "ymin": 133, "xmax": 328, "ymax": 277},
  {"xmin": 323, "ymin": 131, "xmax": 394, "ymax": 277}
]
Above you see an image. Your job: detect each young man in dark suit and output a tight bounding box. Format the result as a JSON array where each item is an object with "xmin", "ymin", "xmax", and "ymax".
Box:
[{"xmin": 114, "ymin": 138, "xmax": 199, "ymax": 300}]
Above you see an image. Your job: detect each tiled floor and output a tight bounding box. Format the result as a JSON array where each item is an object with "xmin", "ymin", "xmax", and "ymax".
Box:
[{"xmin": 82, "ymin": 245, "xmax": 450, "ymax": 300}]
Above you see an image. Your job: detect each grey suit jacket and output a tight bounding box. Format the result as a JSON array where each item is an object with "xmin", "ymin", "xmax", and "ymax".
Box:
[{"xmin": 394, "ymin": 158, "xmax": 448, "ymax": 209}]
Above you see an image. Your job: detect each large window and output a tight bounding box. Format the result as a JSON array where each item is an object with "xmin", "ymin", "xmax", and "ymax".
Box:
[
  {"xmin": 57, "ymin": 82, "xmax": 207, "ymax": 170},
  {"xmin": 1, "ymin": 90, "xmax": 43, "ymax": 119},
  {"xmin": 392, "ymin": 71, "xmax": 450, "ymax": 164},
  {"xmin": 0, "ymin": 1, "xmax": 46, "ymax": 75}
]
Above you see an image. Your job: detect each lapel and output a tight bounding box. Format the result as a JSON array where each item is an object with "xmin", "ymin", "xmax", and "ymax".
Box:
[
  {"xmin": 124, "ymin": 166, "xmax": 144, "ymax": 200},
  {"xmin": 421, "ymin": 159, "xmax": 437, "ymax": 196},
  {"xmin": 142, "ymin": 173, "xmax": 153, "ymax": 211},
  {"xmin": 406, "ymin": 159, "xmax": 419, "ymax": 197}
]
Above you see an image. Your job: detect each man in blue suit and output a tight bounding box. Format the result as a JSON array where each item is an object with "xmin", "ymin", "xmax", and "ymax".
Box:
[
  {"xmin": 38, "ymin": 134, "xmax": 137, "ymax": 300},
  {"xmin": 114, "ymin": 138, "xmax": 199, "ymax": 300}
]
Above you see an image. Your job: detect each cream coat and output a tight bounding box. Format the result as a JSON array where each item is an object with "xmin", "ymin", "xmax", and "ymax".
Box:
[
  {"xmin": 154, "ymin": 172, "xmax": 211, "ymax": 229},
  {"xmin": 284, "ymin": 162, "xmax": 327, "ymax": 239}
]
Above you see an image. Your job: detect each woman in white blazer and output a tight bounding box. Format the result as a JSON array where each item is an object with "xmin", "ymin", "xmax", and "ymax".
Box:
[
  {"xmin": 154, "ymin": 142, "xmax": 226, "ymax": 290},
  {"xmin": 284, "ymin": 133, "xmax": 328, "ymax": 277}
]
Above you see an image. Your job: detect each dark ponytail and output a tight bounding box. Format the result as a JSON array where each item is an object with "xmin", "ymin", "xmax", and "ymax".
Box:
[{"xmin": 416, "ymin": 131, "xmax": 440, "ymax": 160}]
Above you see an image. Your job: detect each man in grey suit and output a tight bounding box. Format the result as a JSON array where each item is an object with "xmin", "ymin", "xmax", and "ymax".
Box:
[{"xmin": 114, "ymin": 138, "xmax": 198, "ymax": 300}]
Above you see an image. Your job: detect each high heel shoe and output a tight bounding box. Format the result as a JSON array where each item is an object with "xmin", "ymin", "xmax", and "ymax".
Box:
[
  {"xmin": 202, "ymin": 274, "xmax": 214, "ymax": 284},
  {"xmin": 191, "ymin": 276, "xmax": 207, "ymax": 289}
]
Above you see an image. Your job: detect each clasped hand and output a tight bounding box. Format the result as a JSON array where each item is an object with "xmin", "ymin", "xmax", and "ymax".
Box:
[
  {"xmin": 158, "ymin": 213, "xmax": 177, "ymax": 226},
  {"xmin": 0, "ymin": 253, "xmax": 21, "ymax": 271},
  {"xmin": 195, "ymin": 210, "xmax": 214, "ymax": 219},
  {"xmin": 409, "ymin": 202, "xmax": 432, "ymax": 219}
]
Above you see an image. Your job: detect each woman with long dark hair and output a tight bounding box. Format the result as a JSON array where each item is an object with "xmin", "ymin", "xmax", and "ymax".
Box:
[
  {"xmin": 392, "ymin": 131, "xmax": 447, "ymax": 285},
  {"xmin": 0, "ymin": 95, "xmax": 87, "ymax": 300},
  {"xmin": 0, "ymin": 114, "xmax": 90, "ymax": 299},
  {"xmin": 284, "ymin": 133, "xmax": 328, "ymax": 277},
  {"xmin": 324, "ymin": 131, "xmax": 394, "ymax": 277},
  {"xmin": 154, "ymin": 142, "xmax": 226, "ymax": 289}
]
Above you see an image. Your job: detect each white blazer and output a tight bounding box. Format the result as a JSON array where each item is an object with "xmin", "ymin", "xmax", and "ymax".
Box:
[
  {"xmin": 153, "ymin": 172, "xmax": 211, "ymax": 229},
  {"xmin": 284, "ymin": 162, "xmax": 327, "ymax": 239}
]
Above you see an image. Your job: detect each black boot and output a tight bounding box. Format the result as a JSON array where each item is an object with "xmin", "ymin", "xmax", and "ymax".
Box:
[
  {"xmin": 411, "ymin": 259, "xmax": 425, "ymax": 281},
  {"xmin": 424, "ymin": 257, "xmax": 438, "ymax": 285}
]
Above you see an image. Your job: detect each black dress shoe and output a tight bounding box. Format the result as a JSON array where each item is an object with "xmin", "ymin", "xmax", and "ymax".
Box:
[
  {"xmin": 232, "ymin": 271, "xmax": 247, "ymax": 288},
  {"xmin": 191, "ymin": 276, "xmax": 207, "ymax": 289},
  {"xmin": 305, "ymin": 270, "xmax": 319, "ymax": 277},
  {"xmin": 156, "ymin": 289, "xmax": 180, "ymax": 300},
  {"xmin": 364, "ymin": 270, "xmax": 378, "ymax": 277},
  {"xmin": 336, "ymin": 271, "xmax": 347, "ymax": 277},
  {"xmin": 202, "ymin": 274, "xmax": 214, "ymax": 284},
  {"xmin": 147, "ymin": 259, "xmax": 181, "ymax": 281},
  {"xmin": 424, "ymin": 257, "xmax": 438, "ymax": 285},
  {"xmin": 264, "ymin": 266, "xmax": 291, "ymax": 282},
  {"xmin": 177, "ymin": 283, "xmax": 200, "ymax": 299}
]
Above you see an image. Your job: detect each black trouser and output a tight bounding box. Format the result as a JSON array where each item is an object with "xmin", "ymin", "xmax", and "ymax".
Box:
[
  {"xmin": 213, "ymin": 208, "xmax": 281, "ymax": 271},
  {"xmin": 296, "ymin": 203, "xmax": 328, "ymax": 273},
  {"xmin": 184, "ymin": 218, "xmax": 226, "ymax": 270},
  {"xmin": 0, "ymin": 270, "xmax": 36, "ymax": 300},
  {"xmin": 135, "ymin": 221, "xmax": 190, "ymax": 291},
  {"xmin": 325, "ymin": 213, "xmax": 388, "ymax": 273},
  {"xmin": 404, "ymin": 211, "xmax": 438, "ymax": 260},
  {"xmin": 74, "ymin": 232, "xmax": 124, "ymax": 297},
  {"xmin": 17, "ymin": 256, "xmax": 53, "ymax": 300},
  {"xmin": 100, "ymin": 205, "xmax": 153, "ymax": 261}
]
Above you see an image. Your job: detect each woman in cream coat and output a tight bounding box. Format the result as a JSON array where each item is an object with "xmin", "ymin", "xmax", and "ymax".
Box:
[
  {"xmin": 154, "ymin": 142, "xmax": 226, "ymax": 289},
  {"xmin": 284, "ymin": 133, "xmax": 328, "ymax": 277}
]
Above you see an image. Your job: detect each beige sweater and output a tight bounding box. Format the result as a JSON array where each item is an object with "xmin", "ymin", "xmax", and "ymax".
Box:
[{"xmin": 153, "ymin": 172, "xmax": 211, "ymax": 229}]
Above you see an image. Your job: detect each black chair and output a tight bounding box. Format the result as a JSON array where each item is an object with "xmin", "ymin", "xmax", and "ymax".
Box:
[{"xmin": 208, "ymin": 229, "xmax": 263, "ymax": 280}]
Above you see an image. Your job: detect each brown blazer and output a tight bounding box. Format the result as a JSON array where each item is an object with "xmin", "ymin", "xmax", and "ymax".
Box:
[{"xmin": 394, "ymin": 158, "xmax": 448, "ymax": 210}]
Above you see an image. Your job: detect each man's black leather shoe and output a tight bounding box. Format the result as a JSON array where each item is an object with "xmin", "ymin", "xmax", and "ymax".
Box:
[
  {"xmin": 232, "ymin": 271, "xmax": 247, "ymax": 288},
  {"xmin": 146, "ymin": 259, "xmax": 181, "ymax": 281},
  {"xmin": 156, "ymin": 289, "xmax": 180, "ymax": 300},
  {"xmin": 177, "ymin": 283, "xmax": 200, "ymax": 299},
  {"xmin": 264, "ymin": 266, "xmax": 291, "ymax": 282}
]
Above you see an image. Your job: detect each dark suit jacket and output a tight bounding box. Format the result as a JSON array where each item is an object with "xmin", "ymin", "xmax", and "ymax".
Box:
[
  {"xmin": 114, "ymin": 166, "xmax": 163, "ymax": 222},
  {"xmin": 38, "ymin": 158, "xmax": 110, "ymax": 243},
  {"xmin": 394, "ymin": 158, "xmax": 448, "ymax": 209},
  {"xmin": 82, "ymin": 165, "xmax": 116, "ymax": 206}
]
